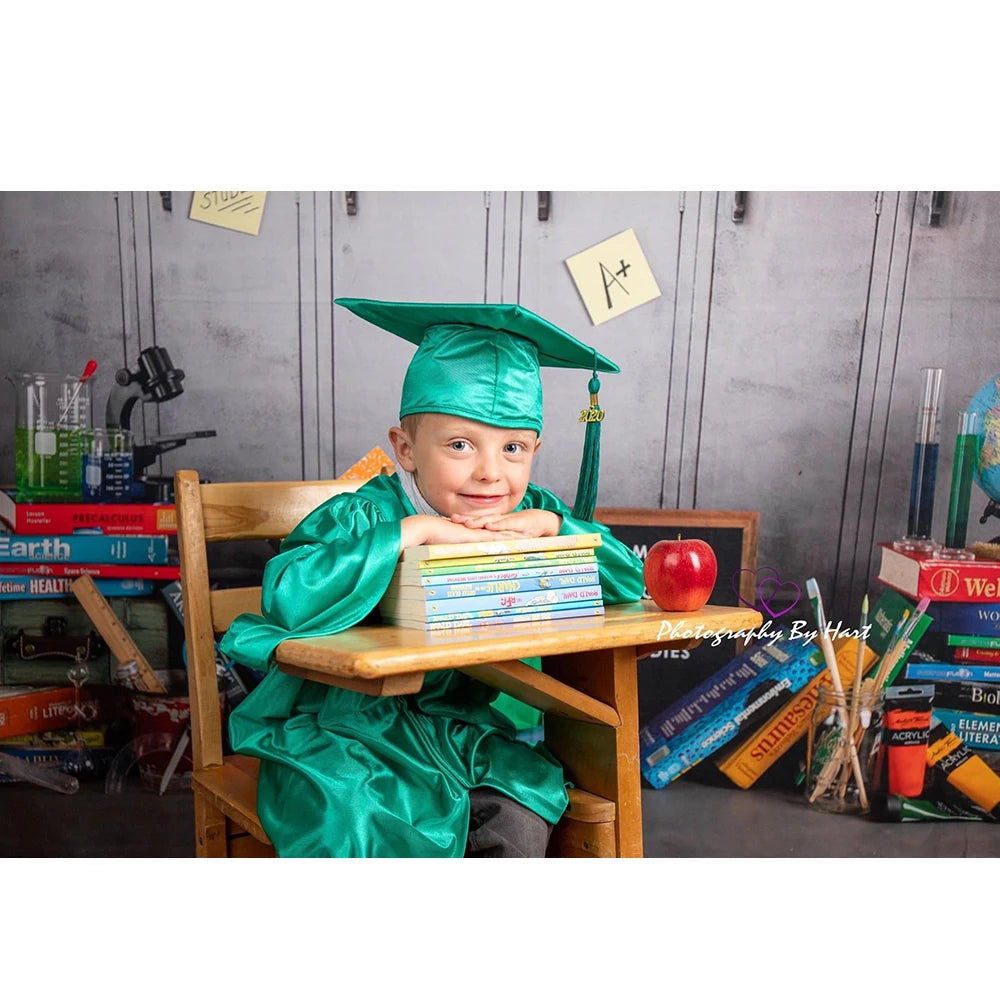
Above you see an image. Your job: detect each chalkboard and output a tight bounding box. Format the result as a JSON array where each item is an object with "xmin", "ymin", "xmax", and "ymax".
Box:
[{"xmin": 595, "ymin": 508, "xmax": 760, "ymax": 728}]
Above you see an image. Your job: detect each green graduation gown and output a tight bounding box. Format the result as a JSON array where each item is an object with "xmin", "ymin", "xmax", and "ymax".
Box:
[{"xmin": 219, "ymin": 473, "xmax": 645, "ymax": 857}]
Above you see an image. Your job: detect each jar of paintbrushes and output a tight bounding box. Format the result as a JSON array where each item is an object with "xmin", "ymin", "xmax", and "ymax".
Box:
[{"xmin": 806, "ymin": 683, "xmax": 884, "ymax": 813}]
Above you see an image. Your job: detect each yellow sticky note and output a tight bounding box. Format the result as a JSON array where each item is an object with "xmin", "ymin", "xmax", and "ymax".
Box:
[
  {"xmin": 189, "ymin": 191, "xmax": 267, "ymax": 236},
  {"xmin": 565, "ymin": 228, "xmax": 661, "ymax": 325}
]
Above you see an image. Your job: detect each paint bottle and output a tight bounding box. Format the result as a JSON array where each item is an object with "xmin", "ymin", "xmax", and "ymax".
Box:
[{"xmin": 883, "ymin": 684, "xmax": 935, "ymax": 797}]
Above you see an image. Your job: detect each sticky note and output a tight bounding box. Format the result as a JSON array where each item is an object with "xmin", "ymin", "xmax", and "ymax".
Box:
[
  {"xmin": 189, "ymin": 191, "xmax": 267, "ymax": 236},
  {"xmin": 565, "ymin": 228, "xmax": 661, "ymax": 325}
]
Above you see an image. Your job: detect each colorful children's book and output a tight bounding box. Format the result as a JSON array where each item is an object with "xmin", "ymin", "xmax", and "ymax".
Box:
[
  {"xmin": 392, "ymin": 561, "xmax": 599, "ymax": 589},
  {"xmin": 876, "ymin": 542, "xmax": 1000, "ymax": 602},
  {"xmin": 384, "ymin": 604, "xmax": 607, "ymax": 632},
  {"xmin": 383, "ymin": 583, "xmax": 602, "ymax": 618},
  {"xmin": 399, "ymin": 533, "xmax": 601, "ymax": 566},
  {"xmin": 382, "ymin": 598, "xmax": 604, "ymax": 627},
  {"xmin": 0, "ymin": 489, "xmax": 176, "ymax": 536},
  {"xmin": 0, "ymin": 533, "xmax": 171, "ymax": 564}
]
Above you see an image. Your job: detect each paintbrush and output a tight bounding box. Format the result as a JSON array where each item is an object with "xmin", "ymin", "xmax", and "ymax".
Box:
[
  {"xmin": 805, "ymin": 578, "xmax": 869, "ymax": 807},
  {"xmin": 872, "ymin": 597, "xmax": 930, "ymax": 691},
  {"xmin": 836, "ymin": 593, "xmax": 870, "ymax": 799}
]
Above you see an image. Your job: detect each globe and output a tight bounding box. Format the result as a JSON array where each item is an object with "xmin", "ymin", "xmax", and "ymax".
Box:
[{"xmin": 969, "ymin": 373, "xmax": 1000, "ymax": 504}]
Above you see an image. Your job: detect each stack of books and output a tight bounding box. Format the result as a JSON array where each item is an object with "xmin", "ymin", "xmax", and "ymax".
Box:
[
  {"xmin": 0, "ymin": 684, "xmax": 125, "ymax": 785},
  {"xmin": 876, "ymin": 542, "xmax": 1000, "ymax": 768},
  {"xmin": 0, "ymin": 488, "xmax": 178, "ymax": 600},
  {"xmin": 380, "ymin": 533, "xmax": 605, "ymax": 630}
]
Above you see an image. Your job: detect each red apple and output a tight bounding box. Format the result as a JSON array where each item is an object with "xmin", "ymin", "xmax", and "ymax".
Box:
[{"xmin": 643, "ymin": 536, "xmax": 718, "ymax": 612}]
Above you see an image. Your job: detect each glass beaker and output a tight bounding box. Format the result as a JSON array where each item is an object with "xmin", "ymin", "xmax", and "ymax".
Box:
[
  {"xmin": 805, "ymin": 683, "xmax": 883, "ymax": 814},
  {"xmin": 15, "ymin": 372, "xmax": 92, "ymax": 501},
  {"xmin": 82, "ymin": 428, "xmax": 134, "ymax": 502}
]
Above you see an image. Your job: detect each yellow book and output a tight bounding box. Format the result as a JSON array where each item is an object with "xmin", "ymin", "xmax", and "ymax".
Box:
[{"xmin": 400, "ymin": 533, "xmax": 601, "ymax": 565}]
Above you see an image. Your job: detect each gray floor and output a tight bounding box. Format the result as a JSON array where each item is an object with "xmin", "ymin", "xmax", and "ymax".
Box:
[{"xmin": 2, "ymin": 775, "xmax": 998, "ymax": 857}]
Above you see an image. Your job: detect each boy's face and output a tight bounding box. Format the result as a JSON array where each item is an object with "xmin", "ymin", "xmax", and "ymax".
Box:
[{"xmin": 388, "ymin": 413, "xmax": 541, "ymax": 518}]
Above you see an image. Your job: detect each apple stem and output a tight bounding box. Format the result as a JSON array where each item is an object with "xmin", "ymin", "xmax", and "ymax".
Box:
[{"xmin": 677, "ymin": 533, "xmax": 682, "ymax": 541}]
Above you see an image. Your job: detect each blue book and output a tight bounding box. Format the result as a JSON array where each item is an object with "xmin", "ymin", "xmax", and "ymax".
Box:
[
  {"xmin": 906, "ymin": 661, "xmax": 1000, "ymax": 684},
  {"xmin": 925, "ymin": 601, "xmax": 1000, "ymax": 639},
  {"xmin": 639, "ymin": 635, "xmax": 798, "ymax": 744},
  {"xmin": 640, "ymin": 637, "xmax": 825, "ymax": 788},
  {"xmin": 932, "ymin": 709, "xmax": 1000, "ymax": 753},
  {"xmin": 0, "ymin": 575, "xmax": 155, "ymax": 600},
  {"xmin": 0, "ymin": 533, "xmax": 170, "ymax": 564}
]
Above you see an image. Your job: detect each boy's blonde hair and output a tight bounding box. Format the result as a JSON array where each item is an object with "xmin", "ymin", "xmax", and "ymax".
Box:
[{"xmin": 400, "ymin": 413, "xmax": 424, "ymax": 438}]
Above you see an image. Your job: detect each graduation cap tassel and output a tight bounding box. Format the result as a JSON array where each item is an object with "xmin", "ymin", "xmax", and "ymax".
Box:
[{"xmin": 571, "ymin": 361, "xmax": 605, "ymax": 521}]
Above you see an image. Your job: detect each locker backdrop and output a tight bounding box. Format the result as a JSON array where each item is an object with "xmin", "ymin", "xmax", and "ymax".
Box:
[{"xmin": 1, "ymin": 190, "xmax": 998, "ymax": 623}]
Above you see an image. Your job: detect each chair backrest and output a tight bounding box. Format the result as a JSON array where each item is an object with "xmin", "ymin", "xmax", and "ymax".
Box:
[{"xmin": 174, "ymin": 470, "xmax": 362, "ymax": 772}]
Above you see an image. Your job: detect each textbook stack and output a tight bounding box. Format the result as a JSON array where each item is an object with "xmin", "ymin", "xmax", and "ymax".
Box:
[
  {"xmin": 0, "ymin": 684, "xmax": 126, "ymax": 783},
  {"xmin": 0, "ymin": 488, "xmax": 178, "ymax": 601},
  {"xmin": 380, "ymin": 533, "xmax": 605, "ymax": 630},
  {"xmin": 877, "ymin": 542, "xmax": 1000, "ymax": 768}
]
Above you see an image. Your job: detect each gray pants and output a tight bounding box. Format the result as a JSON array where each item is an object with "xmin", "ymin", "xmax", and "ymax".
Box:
[{"xmin": 465, "ymin": 787, "xmax": 553, "ymax": 858}]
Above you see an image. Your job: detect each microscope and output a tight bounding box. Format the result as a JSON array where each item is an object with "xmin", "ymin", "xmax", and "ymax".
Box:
[{"xmin": 104, "ymin": 346, "xmax": 216, "ymax": 502}]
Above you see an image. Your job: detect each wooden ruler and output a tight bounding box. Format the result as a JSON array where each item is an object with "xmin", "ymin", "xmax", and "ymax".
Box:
[{"xmin": 70, "ymin": 575, "xmax": 167, "ymax": 694}]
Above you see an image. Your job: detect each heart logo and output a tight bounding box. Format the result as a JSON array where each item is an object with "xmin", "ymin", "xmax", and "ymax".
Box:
[{"xmin": 731, "ymin": 567, "xmax": 802, "ymax": 619}]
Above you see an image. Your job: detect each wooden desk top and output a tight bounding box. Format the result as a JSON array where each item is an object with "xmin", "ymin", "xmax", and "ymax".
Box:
[{"xmin": 274, "ymin": 601, "xmax": 763, "ymax": 682}]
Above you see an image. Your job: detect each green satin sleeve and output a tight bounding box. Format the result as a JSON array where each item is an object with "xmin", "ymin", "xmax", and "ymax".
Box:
[{"xmin": 218, "ymin": 492, "xmax": 401, "ymax": 672}]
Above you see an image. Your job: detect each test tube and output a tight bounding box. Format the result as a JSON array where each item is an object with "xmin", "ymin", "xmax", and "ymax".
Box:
[
  {"xmin": 905, "ymin": 367, "xmax": 944, "ymax": 545},
  {"xmin": 943, "ymin": 408, "xmax": 983, "ymax": 553}
]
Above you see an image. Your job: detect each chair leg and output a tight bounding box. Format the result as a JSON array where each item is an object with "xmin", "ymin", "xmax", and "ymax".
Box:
[{"xmin": 194, "ymin": 789, "xmax": 229, "ymax": 857}]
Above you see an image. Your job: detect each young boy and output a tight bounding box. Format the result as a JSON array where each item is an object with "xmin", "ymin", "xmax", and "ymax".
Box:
[{"xmin": 220, "ymin": 298, "xmax": 646, "ymax": 857}]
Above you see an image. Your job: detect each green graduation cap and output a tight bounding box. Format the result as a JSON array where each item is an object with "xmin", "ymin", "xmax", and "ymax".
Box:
[{"xmin": 333, "ymin": 297, "xmax": 617, "ymax": 520}]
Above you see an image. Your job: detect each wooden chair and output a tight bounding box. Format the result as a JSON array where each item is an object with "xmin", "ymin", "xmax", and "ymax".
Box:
[{"xmin": 174, "ymin": 469, "xmax": 618, "ymax": 858}]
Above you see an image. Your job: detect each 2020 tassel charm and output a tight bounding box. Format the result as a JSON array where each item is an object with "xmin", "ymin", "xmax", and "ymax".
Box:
[{"xmin": 572, "ymin": 359, "xmax": 605, "ymax": 521}]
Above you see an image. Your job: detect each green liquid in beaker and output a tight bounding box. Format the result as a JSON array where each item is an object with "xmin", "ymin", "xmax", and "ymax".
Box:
[
  {"xmin": 15, "ymin": 425, "xmax": 88, "ymax": 501},
  {"xmin": 945, "ymin": 431, "xmax": 981, "ymax": 549}
]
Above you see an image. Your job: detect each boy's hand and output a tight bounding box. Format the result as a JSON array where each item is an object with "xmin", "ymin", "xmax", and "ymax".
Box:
[
  {"xmin": 448, "ymin": 509, "xmax": 561, "ymax": 538},
  {"xmin": 399, "ymin": 515, "xmax": 522, "ymax": 551}
]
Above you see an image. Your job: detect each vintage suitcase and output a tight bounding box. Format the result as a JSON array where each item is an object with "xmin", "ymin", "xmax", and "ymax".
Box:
[{"xmin": 0, "ymin": 595, "xmax": 183, "ymax": 690}]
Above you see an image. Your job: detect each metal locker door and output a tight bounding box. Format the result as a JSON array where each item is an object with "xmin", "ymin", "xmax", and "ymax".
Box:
[
  {"xmin": 141, "ymin": 191, "xmax": 304, "ymax": 485},
  {"xmin": 696, "ymin": 191, "xmax": 880, "ymax": 617},
  {"xmin": 329, "ymin": 191, "xmax": 497, "ymax": 477},
  {"xmin": 507, "ymin": 191, "xmax": 685, "ymax": 512}
]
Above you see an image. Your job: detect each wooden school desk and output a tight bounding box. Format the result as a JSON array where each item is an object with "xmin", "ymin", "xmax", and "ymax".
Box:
[{"xmin": 273, "ymin": 600, "xmax": 763, "ymax": 858}]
